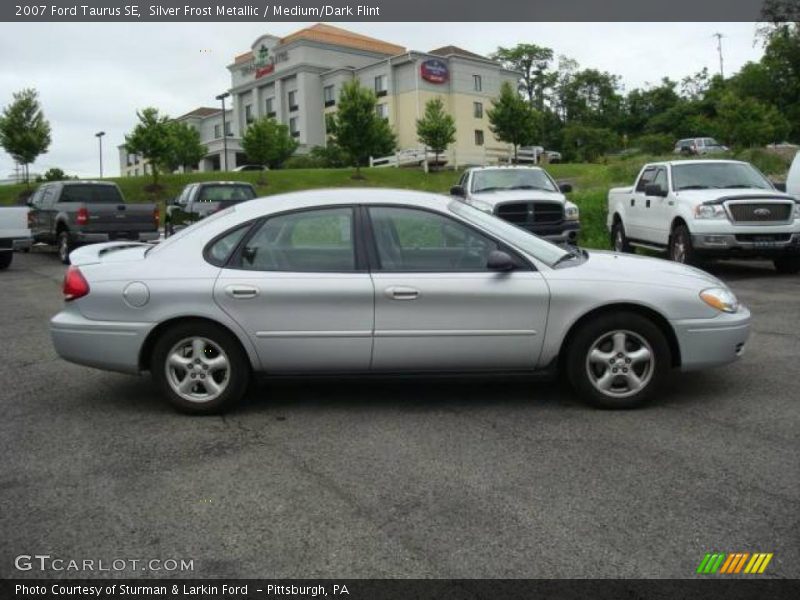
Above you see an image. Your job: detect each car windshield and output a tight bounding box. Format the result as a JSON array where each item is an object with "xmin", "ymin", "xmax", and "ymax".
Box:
[
  {"xmin": 197, "ymin": 184, "xmax": 256, "ymax": 202},
  {"xmin": 448, "ymin": 200, "xmax": 571, "ymax": 267},
  {"xmin": 471, "ymin": 169, "xmax": 558, "ymax": 193},
  {"xmin": 672, "ymin": 162, "xmax": 772, "ymax": 191}
]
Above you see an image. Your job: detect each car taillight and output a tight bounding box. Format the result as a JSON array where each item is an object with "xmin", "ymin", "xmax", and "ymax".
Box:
[
  {"xmin": 76, "ymin": 207, "xmax": 89, "ymax": 225},
  {"xmin": 63, "ymin": 266, "xmax": 90, "ymax": 301},
  {"xmin": 153, "ymin": 206, "xmax": 160, "ymax": 227}
]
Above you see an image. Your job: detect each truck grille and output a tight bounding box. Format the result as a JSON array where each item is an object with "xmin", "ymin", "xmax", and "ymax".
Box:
[
  {"xmin": 727, "ymin": 202, "xmax": 792, "ymax": 223},
  {"xmin": 495, "ymin": 202, "xmax": 563, "ymax": 226}
]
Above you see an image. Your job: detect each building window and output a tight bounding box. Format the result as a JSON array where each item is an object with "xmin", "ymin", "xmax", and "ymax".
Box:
[
  {"xmin": 266, "ymin": 97, "xmax": 275, "ymax": 117},
  {"xmin": 288, "ymin": 90, "xmax": 298, "ymax": 111},
  {"xmin": 474, "ymin": 102, "xmax": 483, "ymax": 118},
  {"xmin": 245, "ymin": 104, "xmax": 253, "ymax": 124},
  {"xmin": 376, "ymin": 103, "xmax": 388, "ymax": 119},
  {"xmin": 214, "ymin": 124, "xmax": 221, "ymax": 138},
  {"xmin": 374, "ymin": 75, "xmax": 388, "ymax": 97},
  {"xmin": 323, "ymin": 85, "xmax": 335, "ymax": 107},
  {"xmin": 473, "ymin": 74, "xmax": 482, "ymax": 92},
  {"xmin": 290, "ymin": 117, "xmax": 300, "ymax": 137},
  {"xmin": 474, "ymin": 130, "xmax": 484, "ymax": 146}
]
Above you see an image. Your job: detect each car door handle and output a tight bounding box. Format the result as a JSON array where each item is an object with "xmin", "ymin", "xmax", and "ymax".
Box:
[
  {"xmin": 225, "ymin": 285, "xmax": 259, "ymax": 299},
  {"xmin": 385, "ymin": 286, "xmax": 420, "ymax": 300}
]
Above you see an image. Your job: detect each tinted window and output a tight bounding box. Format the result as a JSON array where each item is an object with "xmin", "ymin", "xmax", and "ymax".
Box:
[
  {"xmin": 196, "ymin": 185, "xmax": 256, "ymax": 203},
  {"xmin": 672, "ymin": 162, "xmax": 772, "ymax": 191},
  {"xmin": 652, "ymin": 168, "xmax": 668, "ymax": 191},
  {"xmin": 206, "ymin": 225, "xmax": 250, "ymax": 266},
  {"xmin": 60, "ymin": 185, "xmax": 123, "ymax": 203},
  {"xmin": 636, "ymin": 168, "xmax": 657, "ymax": 192},
  {"xmin": 369, "ymin": 206, "xmax": 497, "ymax": 272},
  {"xmin": 236, "ymin": 208, "xmax": 355, "ymax": 272}
]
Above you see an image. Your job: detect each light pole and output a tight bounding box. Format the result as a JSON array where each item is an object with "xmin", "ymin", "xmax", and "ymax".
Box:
[
  {"xmin": 216, "ymin": 92, "xmax": 231, "ymax": 171},
  {"xmin": 95, "ymin": 131, "xmax": 105, "ymax": 178}
]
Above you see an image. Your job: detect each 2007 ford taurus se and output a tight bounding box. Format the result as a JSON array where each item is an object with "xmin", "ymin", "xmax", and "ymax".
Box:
[{"xmin": 50, "ymin": 189, "xmax": 751, "ymax": 414}]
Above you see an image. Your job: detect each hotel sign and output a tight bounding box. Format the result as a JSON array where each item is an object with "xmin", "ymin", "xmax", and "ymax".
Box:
[
  {"xmin": 240, "ymin": 44, "xmax": 289, "ymax": 79},
  {"xmin": 420, "ymin": 59, "xmax": 449, "ymax": 84}
]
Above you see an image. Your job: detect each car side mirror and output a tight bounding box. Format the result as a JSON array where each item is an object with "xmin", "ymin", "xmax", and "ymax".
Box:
[
  {"xmin": 773, "ymin": 181, "xmax": 787, "ymax": 192},
  {"xmin": 645, "ymin": 183, "xmax": 667, "ymax": 197},
  {"xmin": 487, "ymin": 250, "xmax": 515, "ymax": 272},
  {"xmin": 450, "ymin": 185, "xmax": 465, "ymax": 197},
  {"xmin": 558, "ymin": 182, "xmax": 573, "ymax": 193}
]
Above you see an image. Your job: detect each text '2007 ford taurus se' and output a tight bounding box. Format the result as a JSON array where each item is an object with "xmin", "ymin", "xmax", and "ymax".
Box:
[{"xmin": 50, "ymin": 189, "xmax": 751, "ymax": 414}]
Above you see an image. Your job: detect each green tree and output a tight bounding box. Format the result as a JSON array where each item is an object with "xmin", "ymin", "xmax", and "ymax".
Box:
[
  {"xmin": 715, "ymin": 91, "xmax": 790, "ymax": 147},
  {"xmin": 0, "ymin": 88, "xmax": 52, "ymax": 185},
  {"xmin": 241, "ymin": 117, "xmax": 298, "ymax": 174},
  {"xmin": 487, "ymin": 82, "xmax": 539, "ymax": 161},
  {"xmin": 326, "ymin": 80, "xmax": 396, "ymax": 177},
  {"xmin": 562, "ymin": 124, "xmax": 619, "ymax": 162},
  {"xmin": 493, "ymin": 44, "xmax": 558, "ymax": 110},
  {"xmin": 36, "ymin": 167, "xmax": 69, "ymax": 182},
  {"xmin": 560, "ymin": 69, "xmax": 623, "ymax": 129},
  {"xmin": 124, "ymin": 108, "xmax": 171, "ymax": 185},
  {"xmin": 416, "ymin": 98, "xmax": 456, "ymax": 167},
  {"xmin": 162, "ymin": 121, "xmax": 207, "ymax": 173}
]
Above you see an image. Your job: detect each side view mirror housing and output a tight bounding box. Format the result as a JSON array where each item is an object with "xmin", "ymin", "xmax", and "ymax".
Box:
[
  {"xmin": 450, "ymin": 185, "xmax": 465, "ymax": 197},
  {"xmin": 772, "ymin": 181, "xmax": 787, "ymax": 192},
  {"xmin": 644, "ymin": 183, "xmax": 667, "ymax": 197},
  {"xmin": 558, "ymin": 182, "xmax": 573, "ymax": 193},
  {"xmin": 487, "ymin": 250, "xmax": 515, "ymax": 272}
]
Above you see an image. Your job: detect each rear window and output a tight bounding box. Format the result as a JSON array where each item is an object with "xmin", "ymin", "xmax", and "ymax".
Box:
[
  {"xmin": 60, "ymin": 185, "xmax": 123, "ymax": 203},
  {"xmin": 197, "ymin": 185, "xmax": 256, "ymax": 203}
]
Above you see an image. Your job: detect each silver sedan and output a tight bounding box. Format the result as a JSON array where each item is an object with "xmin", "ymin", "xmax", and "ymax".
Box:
[{"xmin": 50, "ymin": 189, "xmax": 751, "ymax": 414}]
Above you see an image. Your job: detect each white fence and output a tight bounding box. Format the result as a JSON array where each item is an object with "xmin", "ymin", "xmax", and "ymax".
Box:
[{"xmin": 369, "ymin": 146, "xmax": 541, "ymax": 170}]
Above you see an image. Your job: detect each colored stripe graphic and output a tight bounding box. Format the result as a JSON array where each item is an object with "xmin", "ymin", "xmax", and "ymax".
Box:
[{"xmin": 699, "ymin": 552, "xmax": 773, "ymax": 575}]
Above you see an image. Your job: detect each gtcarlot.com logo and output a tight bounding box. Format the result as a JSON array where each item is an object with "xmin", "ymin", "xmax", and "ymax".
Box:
[
  {"xmin": 14, "ymin": 554, "xmax": 194, "ymax": 573},
  {"xmin": 697, "ymin": 552, "xmax": 773, "ymax": 575}
]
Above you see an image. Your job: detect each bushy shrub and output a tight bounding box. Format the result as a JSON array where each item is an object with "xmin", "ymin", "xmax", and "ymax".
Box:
[{"xmin": 634, "ymin": 133, "xmax": 674, "ymax": 155}]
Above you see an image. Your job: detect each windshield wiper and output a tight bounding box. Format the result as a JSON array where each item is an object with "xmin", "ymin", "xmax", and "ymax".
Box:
[
  {"xmin": 677, "ymin": 185, "xmax": 715, "ymax": 190},
  {"xmin": 474, "ymin": 186, "xmax": 503, "ymax": 193},
  {"xmin": 505, "ymin": 185, "xmax": 552, "ymax": 191}
]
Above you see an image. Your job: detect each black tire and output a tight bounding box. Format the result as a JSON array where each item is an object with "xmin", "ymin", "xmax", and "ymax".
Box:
[
  {"xmin": 565, "ymin": 311, "xmax": 671, "ymax": 409},
  {"xmin": 165, "ymin": 221, "xmax": 174, "ymax": 238},
  {"xmin": 151, "ymin": 321, "xmax": 251, "ymax": 415},
  {"xmin": 774, "ymin": 256, "xmax": 800, "ymax": 274},
  {"xmin": 57, "ymin": 231, "xmax": 72, "ymax": 265},
  {"xmin": 611, "ymin": 219, "xmax": 633, "ymax": 253},
  {"xmin": 0, "ymin": 251, "xmax": 12, "ymax": 270},
  {"xmin": 669, "ymin": 224, "xmax": 698, "ymax": 266}
]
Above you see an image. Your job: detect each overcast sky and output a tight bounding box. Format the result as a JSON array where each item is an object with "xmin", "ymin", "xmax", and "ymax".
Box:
[{"xmin": 0, "ymin": 22, "xmax": 764, "ymax": 178}]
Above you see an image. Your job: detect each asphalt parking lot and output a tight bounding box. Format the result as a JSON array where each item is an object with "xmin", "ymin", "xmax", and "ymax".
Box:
[{"xmin": 1, "ymin": 249, "xmax": 798, "ymax": 579}]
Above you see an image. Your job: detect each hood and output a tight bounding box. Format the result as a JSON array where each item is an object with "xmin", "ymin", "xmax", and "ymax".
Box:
[
  {"xmin": 552, "ymin": 250, "xmax": 726, "ymax": 291},
  {"xmin": 675, "ymin": 189, "xmax": 797, "ymax": 203},
  {"xmin": 470, "ymin": 189, "xmax": 567, "ymax": 207}
]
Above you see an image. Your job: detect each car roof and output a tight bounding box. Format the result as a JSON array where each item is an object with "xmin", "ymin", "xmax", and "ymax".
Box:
[
  {"xmin": 196, "ymin": 181, "xmax": 255, "ymax": 186},
  {"xmin": 467, "ymin": 165, "xmax": 545, "ymax": 172},
  {"xmin": 650, "ymin": 159, "xmax": 747, "ymax": 168}
]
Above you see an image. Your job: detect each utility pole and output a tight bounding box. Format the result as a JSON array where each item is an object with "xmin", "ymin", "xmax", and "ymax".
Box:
[{"xmin": 713, "ymin": 33, "xmax": 725, "ymax": 79}]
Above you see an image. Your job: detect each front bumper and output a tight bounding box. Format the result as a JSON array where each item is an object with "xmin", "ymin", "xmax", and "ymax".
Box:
[
  {"xmin": 73, "ymin": 231, "xmax": 160, "ymax": 244},
  {"xmin": 671, "ymin": 306, "xmax": 751, "ymax": 371},
  {"xmin": 50, "ymin": 306, "xmax": 154, "ymax": 375}
]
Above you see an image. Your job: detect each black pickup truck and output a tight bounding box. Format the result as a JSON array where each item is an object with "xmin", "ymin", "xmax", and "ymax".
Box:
[
  {"xmin": 165, "ymin": 181, "xmax": 257, "ymax": 237},
  {"xmin": 28, "ymin": 181, "xmax": 159, "ymax": 264}
]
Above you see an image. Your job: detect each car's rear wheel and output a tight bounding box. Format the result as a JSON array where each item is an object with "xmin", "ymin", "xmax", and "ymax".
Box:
[
  {"xmin": 566, "ymin": 312, "xmax": 670, "ymax": 409},
  {"xmin": 611, "ymin": 219, "xmax": 633, "ymax": 253},
  {"xmin": 57, "ymin": 231, "xmax": 72, "ymax": 265},
  {"xmin": 669, "ymin": 224, "xmax": 698, "ymax": 266},
  {"xmin": 151, "ymin": 321, "xmax": 250, "ymax": 414},
  {"xmin": 774, "ymin": 256, "xmax": 800, "ymax": 274}
]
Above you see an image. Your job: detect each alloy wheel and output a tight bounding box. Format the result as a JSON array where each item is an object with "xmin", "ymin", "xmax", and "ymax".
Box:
[
  {"xmin": 585, "ymin": 330, "xmax": 654, "ymax": 398},
  {"xmin": 165, "ymin": 337, "xmax": 230, "ymax": 403}
]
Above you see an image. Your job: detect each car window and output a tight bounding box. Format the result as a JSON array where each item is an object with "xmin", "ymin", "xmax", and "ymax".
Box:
[
  {"xmin": 636, "ymin": 168, "xmax": 657, "ymax": 192},
  {"xmin": 29, "ymin": 188, "xmax": 44, "ymax": 207},
  {"xmin": 235, "ymin": 207, "xmax": 356, "ymax": 272},
  {"xmin": 206, "ymin": 224, "xmax": 250, "ymax": 266},
  {"xmin": 368, "ymin": 206, "xmax": 498, "ymax": 272},
  {"xmin": 197, "ymin": 185, "xmax": 256, "ymax": 203},
  {"xmin": 652, "ymin": 168, "xmax": 668, "ymax": 192},
  {"xmin": 40, "ymin": 187, "xmax": 58, "ymax": 207},
  {"xmin": 60, "ymin": 185, "xmax": 123, "ymax": 203}
]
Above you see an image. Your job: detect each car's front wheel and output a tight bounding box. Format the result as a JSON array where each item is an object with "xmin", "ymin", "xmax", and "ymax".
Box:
[
  {"xmin": 669, "ymin": 224, "xmax": 698, "ymax": 266},
  {"xmin": 566, "ymin": 312, "xmax": 671, "ymax": 409},
  {"xmin": 151, "ymin": 321, "xmax": 251, "ymax": 414},
  {"xmin": 611, "ymin": 219, "xmax": 633, "ymax": 253}
]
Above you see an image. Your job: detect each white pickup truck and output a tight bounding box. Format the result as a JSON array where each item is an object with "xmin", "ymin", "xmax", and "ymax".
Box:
[
  {"xmin": 607, "ymin": 159, "xmax": 800, "ymax": 273},
  {"xmin": 0, "ymin": 206, "xmax": 32, "ymax": 270}
]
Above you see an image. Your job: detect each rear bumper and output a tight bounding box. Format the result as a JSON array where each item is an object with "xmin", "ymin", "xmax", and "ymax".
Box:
[
  {"xmin": 73, "ymin": 231, "xmax": 159, "ymax": 244},
  {"xmin": 671, "ymin": 307, "xmax": 751, "ymax": 371},
  {"xmin": 50, "ymin": 307, "xmax": 154, "ymax": 375}
]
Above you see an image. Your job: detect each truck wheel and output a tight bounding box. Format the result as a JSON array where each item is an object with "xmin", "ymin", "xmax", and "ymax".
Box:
[
  {"xmin": 669, "ymin": 224, "xmax": 697, "ymax": 266},
  {"xmin": 611, "ymin": 220, "xmax": 633, "ymax": 253},
  {"xmin": 151, "ymin": 321, "xmax": 251, "ymax": 415},
  {"xmin": 57, "ymin": 231, "xmax": 73, "ymax": 265},
  {"xmin": 565, "ymin": 312, "xmax": 670, "ymax": 409},
  {"xmin": 0, "ymin": 251, "xmax": 12, "ymax": 270},
  {"xmin": 774, "ymin": 256, "xmax": 800, "ymax": 274}
]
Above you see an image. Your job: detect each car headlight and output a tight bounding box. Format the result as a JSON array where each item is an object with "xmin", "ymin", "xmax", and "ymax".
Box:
[
  {"xmin": 694, "ymin": 204, "xmax": 727, "ymax": 219},
  {"xmin": 564, "ymin": 202, "xmax": 580, "ymax": 221},
  {"xmin": 793, "ymin": 203, "xmax": 800, "ymax": 219},
  {"xmin": 700, "ymin": 287, "xmax": 739, "ymax": 313}
]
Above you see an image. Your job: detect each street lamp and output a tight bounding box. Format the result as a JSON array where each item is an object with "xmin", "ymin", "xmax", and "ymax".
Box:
[
  {"xmin": 215, "ymin": 92, "xmax": 231, "ymax": 171},
  {"xmin": 95, "ymin": 131, "xmax": 105, "ymax": 178}
]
